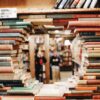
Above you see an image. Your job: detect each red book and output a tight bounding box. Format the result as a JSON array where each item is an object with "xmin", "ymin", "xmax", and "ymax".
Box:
[
  {"xmin": 93, "ymin": 95, "xmax": 100, "ymax": 99},
  {"xmin": 87, "ymin": 80, "xmax": 100, "ymax": 85},
  {"xmin": 75, "ymin": 86, "xmax": 97, "ymax": 91},
  {"xmin": 34, "ymin": 96, "xmax": 65, "ymax": 100},
  {"xmin": 74, "ymin": 28, "xmax": 100, "ymax": 35},
  {"xmin": 68, "ymin": 21, "xmax": 100, "ymax": 29},
  {"xmin": 87, "ymin": 66, "xmax": 100, "ymax": 69},
  {"xmin": 74, "ymin": 14, "xmax": 100, "ymax": 18},
  {"xmin": 84, "ymin": 42, "xmax": 100, "ymax": 45},
  {"xmin": 64, "ymin": 93, "xmax": 92, "ymax": 97},
  {"xmin": 53, "ymin": 18, "xmax": 77, "ymax": 26}
]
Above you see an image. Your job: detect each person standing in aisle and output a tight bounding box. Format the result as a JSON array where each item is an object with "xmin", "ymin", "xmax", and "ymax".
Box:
[
  {"xmin": 35, "ymin": 50, "xmax": 47, "ymax": 82},
  {"xmin": 50, "ymin": 51, "xmax": 61, "ymax": 82}
]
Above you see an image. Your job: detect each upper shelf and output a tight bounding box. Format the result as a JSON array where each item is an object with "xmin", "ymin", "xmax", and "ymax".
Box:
[
  {"xmin": 17, "ymin": 8, "xmax": 100, "ymax": 15},
  {"xmin": 0, "ymin": 0, "xmax": 99, "ymax": 15}
]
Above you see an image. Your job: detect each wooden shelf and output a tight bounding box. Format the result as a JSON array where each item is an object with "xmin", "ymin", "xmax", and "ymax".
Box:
[{"xmin": 18, "ymin": 8, "xmax": 100, "ymax": 15}]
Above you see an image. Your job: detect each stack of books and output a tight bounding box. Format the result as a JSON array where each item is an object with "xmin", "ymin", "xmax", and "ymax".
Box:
[
  {"xmin": 55, "ymin": 0, "xmax": 99, "ymax": 9},
  {"xmin": 0, "ymin": 18, "xmax": 34, "ymax": 97},
  {"xmin": 66, "ymin": 20, "xmax": 100, "ymax": 99}
]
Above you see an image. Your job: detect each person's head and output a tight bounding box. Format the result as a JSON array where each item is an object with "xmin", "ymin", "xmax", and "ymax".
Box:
[
  {"xmin": 37, "ymin": 51, "xmax": 42, "ymax": 57},
  {"xmin": 37, "ymin": 50, "xmax": 45, "ymax": 57},
  {"xmin": 53, "ymin": 51, "xmax": 58, "ymax": 57}
]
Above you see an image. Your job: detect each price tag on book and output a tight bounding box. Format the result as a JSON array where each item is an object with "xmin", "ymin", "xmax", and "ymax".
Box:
[{"xmin": 0, "ymin": 8, "xmax": 17, "ymax": 19}]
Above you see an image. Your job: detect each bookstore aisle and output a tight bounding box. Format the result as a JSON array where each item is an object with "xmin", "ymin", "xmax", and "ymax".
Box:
[{"xmin": 0, "ymin": 0, "xmax": 100, "ymax": 100}]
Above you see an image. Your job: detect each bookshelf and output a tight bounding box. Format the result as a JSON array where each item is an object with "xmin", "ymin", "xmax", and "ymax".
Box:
[
  {"xmin": 0, "ymin": 0, "xmax": 100, "ymax": 87},
  {"xmin": 18, "ymin": 8, "xmax": 100, "ymax": 14}
]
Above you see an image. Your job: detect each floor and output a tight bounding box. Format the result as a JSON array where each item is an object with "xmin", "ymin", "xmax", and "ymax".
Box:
[{"xmin": 60, "ymin": 71, "xmax": 72, "ymax": 81}]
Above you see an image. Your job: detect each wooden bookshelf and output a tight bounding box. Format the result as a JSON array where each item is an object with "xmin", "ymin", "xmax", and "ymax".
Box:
[
  {"xmin": 0, "ymin": 0, "xmax": 99, "ymax": 15},
  {"xmin": 18, "ymin": 8, "xmax": 100, "ymax": 15}
]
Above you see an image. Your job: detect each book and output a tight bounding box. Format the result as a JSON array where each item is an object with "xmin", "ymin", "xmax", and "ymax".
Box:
[
  {"xmin": 82, "ymin": 76, "xmax": 100, "ymax": 80},
  {"xmin": 34, "ymin": 96, "xmax": 65, "ymax": 100},
  {"xmin": 83, "ymin": 0, "xmax": 92, "ymax": 8},
  {"xmin": 75, "ymin": 86, "xmax": 97, "ymax": 91},
  {"xmin": 71, "ymin": 90, "xmax": 93, "ymax": 93},
  {"xmin": 19, "ymin": 15, "xmax": 46, "ymax": 19},
  {"xmin": 0, "ymin": 45, "xmax": 13, "ymax": 50},
  {"xmin": 0, "ymin": 28, "xmax": 27, "ymax": 35},
  {"xmin": 0, "ymin": 40, "xmax": 16, "ymax": 44},
  {"xmin": 24, "ymin": 19, "xmax": 53, "ymax": 25},
  {"xmin": 2, "ymin": 96, "xmax": 34, "ymax": 100},
  {"xmin": 68, "ymin": 21, "xmax": 100, "ymax": 29},
  {"xmin": 54, "ymin": 0, "xmax": 62, "ymax": 9},
  {"xmin": 70, "ymin": 0, "xmax": 80, "ymax": 8},
  {"xmin": 89, "ymin": 0, "xmax": 98, "ymax": 8},
  {"xmin": 74, "ymin": 28, "xmax": 100, "ymax": 35},
  {"xmin": 93, "ymin": 95, "xmax": 100, "ymax": 99},
  {"xmin": 53, "ymin": 18, "xmax": 77, "ymax": 26},
  {"xmin": 87, "ymin": 66, "xmax": 100, "ymax": 69},
  {"xmin": 78, "ymin": 18, "xmax": 100, "ymax": 21},
  {"xmin": 76, "ymin": 0, "xmax": 86, "ymax": 8},
  {"xmin": 2, "ymin": 22, "xmax": 31, "ymax": 26},
  {"xmin": 86, "ymin": 69, "xmax": 100, "ymax": 73},
  {"xmin": 46, "ymin": 14, "xmax": 73, "ymax": 19},
  {"xmin": 0, "ymin": 73, "xmax": 15, "ymax": 80},
  {"xmin": 79, "ymin": 32, "xmax": 100, "ymax": 37},
  {"xmin": 78, "ymin": 80, "xmax": 100, "ymax": 85},
  {"xmin": 64, "ymin": 0, "xmax": 74, "ymax": 8},
  {"xmin": 58, "ymin": 0, "xmax": 68, "ymax": 9}
]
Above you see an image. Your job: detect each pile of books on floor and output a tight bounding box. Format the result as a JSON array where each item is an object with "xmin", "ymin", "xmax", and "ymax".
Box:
[
  {"xmin": 55, "ymin": 0, "xmax": 99, "ymax": 9},
  {"xmin": 0, "ymin": 18, "xmax": 38, "ymax": 98},
  {"xmin": 67, "ymin": 20, "xmax": 100, "ymax": 99}
]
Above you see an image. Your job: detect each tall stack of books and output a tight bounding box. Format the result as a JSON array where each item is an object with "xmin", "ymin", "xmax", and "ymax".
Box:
[
  {"xmin": 66, "ymin": 20, "xmax": 100, "ymax": 99},
  {"xmin": 54, "ymin": 0, "xmax": 99, "ymax": 9},
  {"xmin": 0, "ymin": 18, "xmax": 34, "ymax": 96}
]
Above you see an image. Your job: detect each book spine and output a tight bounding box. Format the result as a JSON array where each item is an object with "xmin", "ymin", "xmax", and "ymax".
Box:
[
  {"xmin": 87, "ymin": 66, "xmax": 100, "ymax": 69},
  {"xmin": 75, "ymin": 86, "xmax": 97, "ymax": 91},
  {"xmin": 85, "ymin": 73, "xmax": 100, "ymax": 76},
  {"xmin": 70, "ymin": 0, "xmax": 80, "ymax": 8},
  {"xmin": 46, "ymin": 14, "xmax": 74, "ymax": 19},
  {"xmin": 64, "ymin": 0, "xmax": 74, "ymax": 8},
  {"xmin": 93, "ymin": 95, "xmax": 100, "ymax": 99},
  {"xmin": 89, "ymin": 0, "xmax": 98, "ymax": 8},
  {"xmin": 83, "ymin": 0, "xmax": 92, "ymax": 8},
  {"xmin": 86, "ymin": 69, "xmax": 100, "ymax": 73},
  {"xmin": 83, "ymin": 76, "xmax": 100, "ymax": 80},
  {"xmin": 76, "ymin": 0, "xmax": 86, "ymax": 8},
  {"xmin": 58, "ymin": 0, "xmax": 68, "ymax": 9},
  {"xmin": 54, "ymin": 0, "xmax": 62, "ymax": 9},
  {"xmin": 34, "ymin": 96, "xmax": 65, "ymax": 100}
]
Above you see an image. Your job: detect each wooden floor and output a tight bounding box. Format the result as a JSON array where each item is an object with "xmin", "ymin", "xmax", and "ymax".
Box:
[{"xmin": 60, "ymin": 71, "xmax": 72, "ymax": 81}]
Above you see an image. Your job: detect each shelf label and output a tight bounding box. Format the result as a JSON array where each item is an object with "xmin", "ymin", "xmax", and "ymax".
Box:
[{"xmin": 0, "ymin": 8, "xmax": 17, "ymax": 19}]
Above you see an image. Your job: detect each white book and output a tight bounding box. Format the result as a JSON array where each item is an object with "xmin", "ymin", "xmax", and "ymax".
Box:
[
  {"xmin": 78, "ymin": 18, "xmax": 100, "ymax": 21},
  {"xmin": 76, "ymin": 0, "xmax": 86, "ymax": 8},
  {"xmin": 83, "ymin": 0, "xmax": 92, "ymax": 8},
  {"xmin": 58, "ymin": 0, "xmax": 68, "ymax": 9},
  {"xmin": 90, "ymin": 0, "xmax": 98, "ymax": 8}
]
